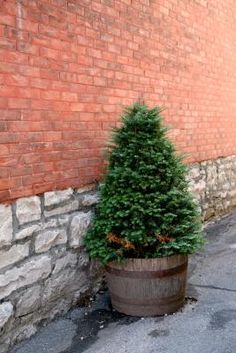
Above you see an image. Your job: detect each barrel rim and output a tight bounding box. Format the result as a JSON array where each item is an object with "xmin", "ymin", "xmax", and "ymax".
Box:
[
  {"xmin": 107, "ymin": 254, "xmax": 188, "ymax": 270},
  {"xmin": 105, "ymin": 261, "xmax": 187, "ymax": 278}
]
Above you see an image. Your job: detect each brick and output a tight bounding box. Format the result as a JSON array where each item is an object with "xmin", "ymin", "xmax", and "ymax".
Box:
[
  {"xmin": 8, "ymin": 98, "xmax": 30, "ymax": 109},
  {"xmin": 61, "ymin": 92, "xmax": 78, "ymax": 102},
  {"xmin": 0, "ymin": 144, "xmax": 9, "ymax": 156},
  {"xmin": 70, "ymin": 103, "xmax": 85, "ymax": 112},
  {"xmin": 0, "ymin": 85, "xmax": 19, "ymax": 97},
  {"xmin": 94, "ymin": 77, "xmax": 107, "ymax": 86},
  {"xmin": 86, "ymin": 48, "xmax": 102, "ymax": 59},
  {"xmin": 6, "ymin": 74, "xmax": 29, "ymax": 87},
  {"xmin": 31, "ymin": 77, "xmax": 50, "ymax": 89},
  {"xmin": 44, "ymin": 132, "xmax": 62, "ymax": 141},
  {"xmin": 10, "ymin": 166, "xmax": 33, "ymax": 177},
  {"xmin": 41, "ymin": 90, "xmax": 60, "ymax": 100},
  {"xmin": 0, "ymin": 38, "xmax": 16, "ymax": 50},
  {"xmin": 0, "ymin": 178, "xmax": 11, "ymax": 191},
  {"xmin": 0, "ymin": 98, "xmax": 8, "ymax": 109},
  {"xmin": 17, "ymin": 41, "xmax": 39, "ymax": 55},
  {"xmin": 18, "ymin": 65, "xmax": 40, "ymax": 77},
  {"xmin": 40, "ymin": 46, "xmax": 59, "ymax": 60},
  {"xmin": 0, "ymin": 190, "xmax": 10, "ymax": 202},
  {"xmin": 29, "ymin": 56, "xmax": 49, "ymax": 68},
  {"xmin": 0, "ymin": 14, "xmax": 15, "ymax": 26},
  {"xmin": 0, "ymin": 49, "xmax": 28, "ymax": 64},
  {"xmin": 31, "ymin": 99, "xmax": 53, "ymax": 110},
  {"xmin": 20, "ymin": 19, "xmax": 39, "ymax": 33},
  {"xmin": 18, "ymin": 87, "xmax": 41, "ymax": 99}
]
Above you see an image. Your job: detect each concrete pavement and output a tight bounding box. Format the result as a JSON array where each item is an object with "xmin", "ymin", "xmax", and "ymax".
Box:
[{"xmin": 11, "ymin": 212, "xmax": 236, "ymax": 353}]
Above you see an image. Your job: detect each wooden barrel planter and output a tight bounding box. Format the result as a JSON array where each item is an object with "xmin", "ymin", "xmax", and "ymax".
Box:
[{"xmin": 105, "ymin": 254, "xmax": 188, "ymax": 316}]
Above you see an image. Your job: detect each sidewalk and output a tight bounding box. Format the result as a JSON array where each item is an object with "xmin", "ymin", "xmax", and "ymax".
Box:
[{"xmin": 11, "ymin": 212, "xmax": 236, "ymax": 353}]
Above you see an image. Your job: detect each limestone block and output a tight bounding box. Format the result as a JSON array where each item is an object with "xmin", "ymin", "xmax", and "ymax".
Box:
[
  {"xmin": 0, "ymin": 204, "xmax": 13, "ymax": 248},
  {"xmin": 44, "ymin": 200, "xmax": 79, "ymax": 218},
  {"xmin": 0, "ymin": 341, "xmax": 10, "ymax": 353},
  {"xmin": 42, "ymin": 269, "xmax": 88, "ymax": 304},
  {"xmin": 41, "ymin": 218, "xmax": 58, "ymax": 230},
  {"xmin": 16, "ymin": 196, "xmax": 41, "ymax": 225},
  {"xmin": 44, "ymin": 188, "xmax": 73, "ymax": 207},
  {"xmin": 0, "ymin": 302, "xmax": 13, "ymax": 330},
  {"xmin": 76, "ymin": 185, "xmax": 96, "ymax": 194},
  {"xmin": 191, "ymin": 179, "xmax": 206, "ymax": 197},
  {"xmin": 206, "ymin": 164, "xmax": 217, "ymax": 188},
  {"xmin": 0, "ymin": 255, "xmax": 51, "ymax": 300},
  {"xmin": 15, "ymin": 224, "xmax": 40, "ymax": 240},
  {"xmin": 42, "ymin": 268, "xmax": 77, "ymax": 303},
  {"xmin": 11, "ymin": 324, "xmax": 37, "ymax": 343},
  {"xmin": 16, "ymin": 285, "xmax": 41, "ymax": 317},
  {"xmin": 35, "ymin": 229, "xmax": 67, "ymax": 253},
  {"xmin": 57, "ymin": 215, "xmax": 70, "ymax": 227},
  {"xmin": 77, "ymin": 251, "xmax": 90, "ymax": 268},
  {"xmin": 0, "ymin": 243, "xmax": 30, "ymax": 270},
  {"xmin": 69, "ymin": 211, "xmax": 93, "ymax": 248},
  {"xmin": 53, "ymin": 253, "xmax": 77, "ymax": 274},
  {"xmin": 80, "ymin": 193, "xmax": 99, "ymax": 207},
  {"xmin": 187, "ymin": 164, "xmax": 200, "ymax": 181}
]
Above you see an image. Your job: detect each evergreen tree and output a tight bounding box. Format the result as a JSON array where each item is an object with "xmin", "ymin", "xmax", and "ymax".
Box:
[{"xmin": 85, "ymin": 103, "xmax": 204, "ymax": 264}]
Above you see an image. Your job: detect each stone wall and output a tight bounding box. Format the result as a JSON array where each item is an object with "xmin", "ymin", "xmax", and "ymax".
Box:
[
  {"xmin": 188, "ymin": 156, "xmax": 236, "ymax": 220},
  {"xmin": 0, "ymin": 185, "xmax": 100, "ymax": 353},
  {"xmin": 0, "ymin": 155, "xmax": 236, "ymax": 352}
]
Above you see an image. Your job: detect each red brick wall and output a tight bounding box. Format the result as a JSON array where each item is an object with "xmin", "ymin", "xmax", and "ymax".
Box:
[{"xmin": 0, "ymin": 0, "xmax": 236, "ymax": 202}]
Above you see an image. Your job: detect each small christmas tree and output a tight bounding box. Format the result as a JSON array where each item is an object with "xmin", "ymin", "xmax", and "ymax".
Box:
[{"xmin": 85, "ymin": 103, "xmax": 203, "ymax": 264}]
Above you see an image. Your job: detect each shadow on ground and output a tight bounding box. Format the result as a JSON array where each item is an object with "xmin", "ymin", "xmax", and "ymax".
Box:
[{"xmin": 63, "ymin": 292, "xmax": 140, "ymax": 353}]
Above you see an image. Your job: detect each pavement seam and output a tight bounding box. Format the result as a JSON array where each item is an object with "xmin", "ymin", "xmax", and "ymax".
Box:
[{"xmin": 190, "ymin": 283, "xmax": 236, "ymax": 293}]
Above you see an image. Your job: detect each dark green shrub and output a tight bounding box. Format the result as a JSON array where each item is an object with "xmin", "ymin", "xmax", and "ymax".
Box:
[{"xmin": 85, "ymin": 103, "xmax": 204, "ymax": 264}]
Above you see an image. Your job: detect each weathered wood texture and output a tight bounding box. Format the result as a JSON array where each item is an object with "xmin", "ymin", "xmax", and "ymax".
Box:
[{"xmin": 106, "ymin": 255, "xmax": 188, "ymax": 316}]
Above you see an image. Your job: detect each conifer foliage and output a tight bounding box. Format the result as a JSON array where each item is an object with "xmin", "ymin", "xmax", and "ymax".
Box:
[{"xmin": 85, "ymin": 103, "xmax": 204, "ymax": 264}]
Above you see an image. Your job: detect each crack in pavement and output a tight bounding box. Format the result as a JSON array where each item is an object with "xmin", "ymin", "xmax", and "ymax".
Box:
[{"xmin": 190, "ymin": 283, "xmax": 236, "ymax": 293}]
